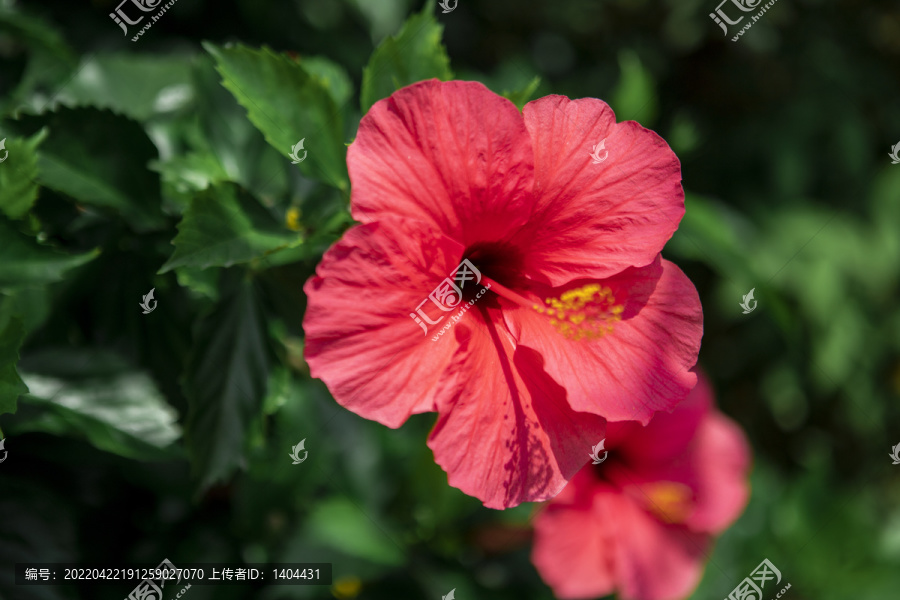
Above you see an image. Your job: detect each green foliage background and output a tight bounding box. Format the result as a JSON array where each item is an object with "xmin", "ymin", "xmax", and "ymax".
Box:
[{"xmin": 1, "ymin": 0, "xmax": 899, "ymax": 598}]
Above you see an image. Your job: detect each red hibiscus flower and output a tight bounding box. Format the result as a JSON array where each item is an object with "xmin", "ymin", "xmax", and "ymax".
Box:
[
  {"xmin": 530, "ymin": 374, "xmax": 750, "ymax": 600},
  {"xmin": 303, "ymin": 79, "xmax": 703, "ymax": 508}
]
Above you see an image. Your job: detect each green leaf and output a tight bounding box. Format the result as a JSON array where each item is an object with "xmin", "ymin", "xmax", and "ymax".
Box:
[
  {"xmin": 175, "ymin": 265, "xmax": 221, "ymax": 301},
  {"xmin": 610, "ymin": 50, "xmax": 658, "ymax": 127},
  {"xmin": 301, "ymin": 56, "xmax": 354, "ymax": 107},
  {"xmin": 0, "ymin": 286, "xmax": 52, "ymax": 335},
  {"xmin": 502, "ymin": 76, "xmax": 541, "ymax": 110},
  {"xmin": 189, "ymin": 56, "xmax": 290, "ymax": 201},
  {"xmin": 204, "ymin": 42, "xmax": 348, "ymax": 191},
  {"xmin": 19, "ymin": 108, "xmax": 166, "ymax": 231},
  {"xmin": 0, "ymin": 9, "xmax": 74, "ymax": 63},
  {"xmin": 665, "ymin": 192, "xmax": 755, "ymax": 281},
  {"xmin": 307, "ymin": 497, "xmax": 406, "ymax": 566},
  {"xmin": 0, "ymin": 129, "xmax": 46, "ymax": 219},
  {"xmin": 152, "ymin": 151, "xmax": 230, "ymax": 195},
  {"xmin": 0, "ymin": 318, "xmax": 28, "ymax": 424},
  {"xmin": 50, "ymin": 53, "xmax": 194, "ymax": 121},
  {"xmin": 0, "ymin": 216, "xmax": 99, "ymax": 291},
  {"xmin": 360, "ymin": 5, "xmax": 453, "ymax": 113},
  {"xmin": 182, "ymin": 276, "xmax": 272, "ymax": 489},
  {"xmin": 159, "ymin": 182, "xmax": 301, "ymax": 273},
  {"xmin": 0, "ymin": 9, "xmax": 77, "ymax": 115},
  {"xmin": 12, "ymin": 370, "xmax": 182, "ymax": 460}
]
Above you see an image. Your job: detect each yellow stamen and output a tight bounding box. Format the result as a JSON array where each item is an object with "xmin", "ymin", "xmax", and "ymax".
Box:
[
  {"xmin": 285, "ymin": 207, "xmax": 302, "ymax": 231},
  {"xmin": 533, "ymin": 284, "xmax": 624, "ymax": 341},
  {"xmin": 642, "ymin": 481, "xmax": 694, "ymax": 524}
]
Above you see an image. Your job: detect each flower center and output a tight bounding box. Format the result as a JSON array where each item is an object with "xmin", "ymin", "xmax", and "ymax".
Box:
[
  {"xmin": 641, "ymin": 481, "xmax": 694, "ymax": 524},
  {"xmin": 477, "ymin": 277, "xmax": 624, "ymax": 341},
  {"xmin": 532, "ymin": 284, "xmax": 624, "ymax": 341}
]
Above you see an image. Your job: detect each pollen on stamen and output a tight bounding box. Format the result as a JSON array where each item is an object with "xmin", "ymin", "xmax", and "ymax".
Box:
[
  {"xmin": 533, "ymin": 284, "xmax": 624, "ymax": 341},
  {"xmin": 642, "ymin": 481, "xmax": 694, "ymax": 524}
]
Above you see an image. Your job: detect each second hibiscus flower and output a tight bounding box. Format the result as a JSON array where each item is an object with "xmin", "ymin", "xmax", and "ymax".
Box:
[{"xmin": 303, "ymin": 79, "xmax": 703, "ymax": 508}]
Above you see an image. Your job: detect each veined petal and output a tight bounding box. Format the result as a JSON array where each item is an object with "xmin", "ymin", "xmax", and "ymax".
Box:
[
  {"xmin": 303, "ymin": 218, "xmax": 466, "ymax": 428},
  {"xmin": 427, "ymin": 306, "xmax": 606, "ymax": 509},
  {"xmin": 507, "ymin": 257, "xmax": 703, "ymax": 424},
  {"xmin": 518, "ymin": 95, "xmax": 685, "ymax": 285},
  {"xmin": 348, "ymin": 79, "xmax": 536, "ymax": 247}
]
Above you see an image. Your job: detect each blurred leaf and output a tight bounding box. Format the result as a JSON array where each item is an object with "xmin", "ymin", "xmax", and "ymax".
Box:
[
  {"xmin": 502, "ymin": 76, "xmax": 541, "ymax": 111},
  {"xmin": 0, "ymin": 129, "xmax": 46, "ymax": 219},
  {"xmin": 0, "ymin": 216, "xmax": 99, "ymax": 291},
  {"xmin": 0, "ymin": 8, "xmax": 74, "ymax": 62},
  {"xmin": 159, "ymin": 182, "xmax": 301, "ymax": 273},
  {"xmin": 185, "ymin": 55, "xmax": 290, "ymax": 201},
  {"xmin": 0, "ymin": 286, "xmax": 52, "ymax": 334},
  {"xmin": 175, "ymin": 265, "xmax": 221, "ymax": 301},
  {"xmin": 610, "ymin": 50, "xmax": 658, "ymax": 126},
  {"xmin": 307, "ymin": 497, "xmax": 405, "ymax": 566},
  {"xmin": 21, "ymin": 108, "xmax": 166, "ymax": 231},
  {"xmin": 153, "ymin": 150, "xmax": 230, "ymax": 195},
  {"xmin": 0, "ymin": 8, "xmax": 76, "ymax": 116},
  {"xmin": 301, "ymin": 56, "xmax": 354, "ymax": 107},
  {"xmin": 0, "ymin": 317, "xmax": 28, "ymax": 425},
  {"xmin": 360, "ymin": 5, "xmax": 453, "ymax": 113},
  {"xmin": 204, "ymin": 42, "xmax": 348, "ymax": 191},
  {"xmin": 182, "ymin": 276, "xmax": 273, "ymax": 490},
  {"xmin": 51, "ymin": 53, "xmax": 194, "ymax": 120},
  {"xmin": 14, "ymin": 371, "xmax": 182, "ymax": 460},
  {"xmin": 666, "ymin": 192, "xmax": 755, "ymax": 280}
]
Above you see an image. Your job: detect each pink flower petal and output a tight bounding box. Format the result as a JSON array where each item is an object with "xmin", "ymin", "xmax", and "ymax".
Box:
[
  {"xmin": 348, "ymin": 79, "xmax": 536, "ymax": 248},
  {"xmin": 606, "ymin": 376, "xmax": 751, "ymax": 533},
  {"xmin": 531, "ymin": 474, "xmax": 619, "ymax": 599},
  {"xmin": 532, "ymin": 468, "xmax": 709, "ymax": 600},
  {"xmin": 427, "ymin": 308, "xmax": 606, "ymax": 508},
  {"xmin": 518, "ymin": 95, "xmax": 685, "ymax": 285},
  {"xmin": 682, "ymin": 409, "xmax": 751, "ymax": 532},
  {"xmin": 611, "ymin": 495, "xmax": 710, "ymax": 600},
  {"xmin": 303, "ymin": 218, "xmax": 467, "ymax": 428},
  {"xmin": 508, "ymin": 257, "xmax": 703, "ymax": 425}
]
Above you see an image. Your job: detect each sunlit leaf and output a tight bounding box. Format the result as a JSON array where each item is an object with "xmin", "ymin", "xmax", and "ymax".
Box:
[
  {"xmin": 204, "ymin": 42, "xmax": 349, "ymax": 191},
  {"xmin": 14, "ymin": 370, "xmax": 181, "ymax": 460},
  {"xmin": 360, "ymin": 5, "xmax": 453, "ymax": 113}
]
